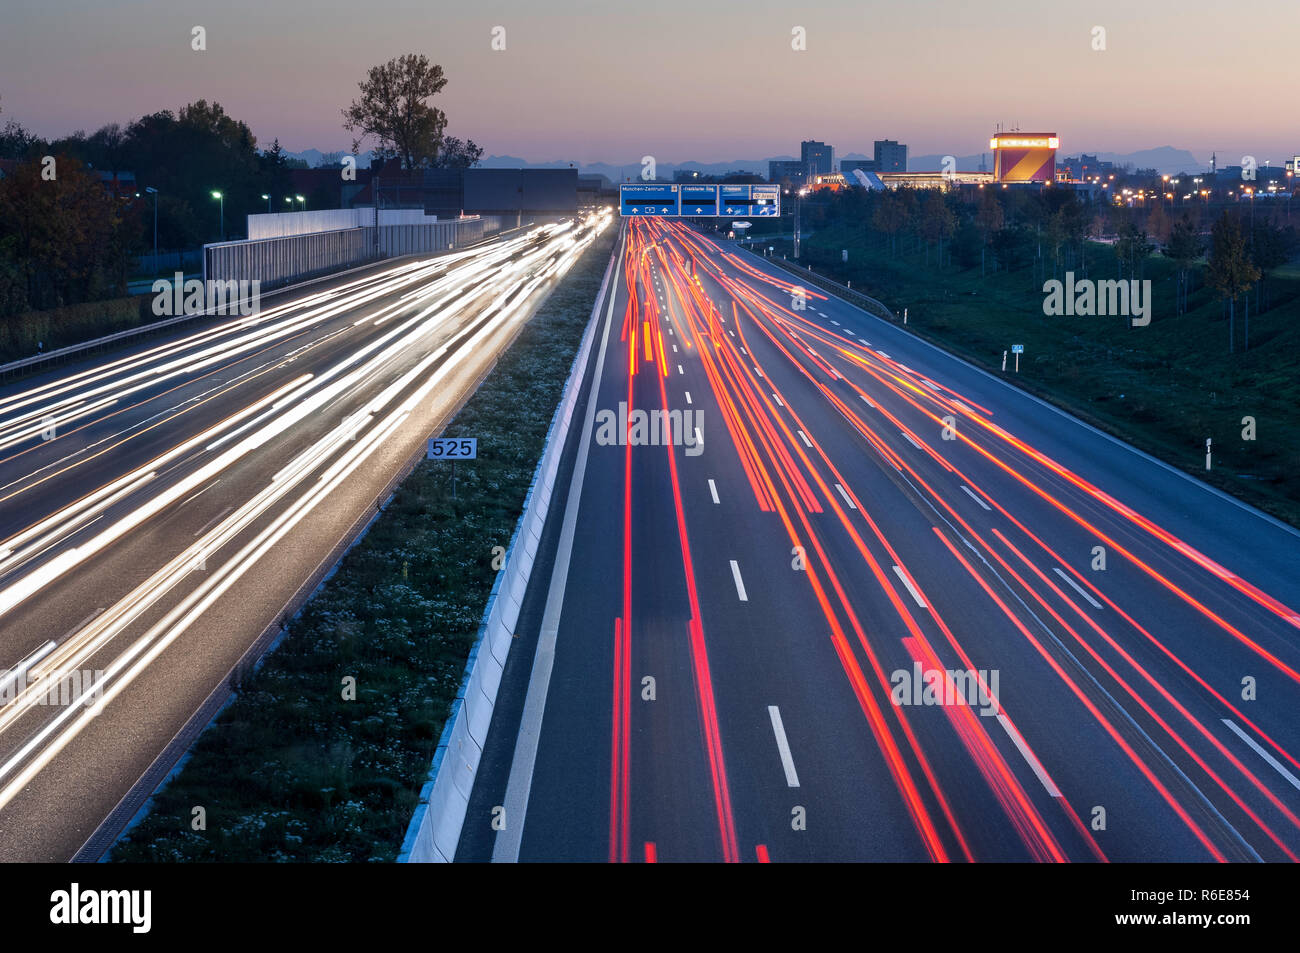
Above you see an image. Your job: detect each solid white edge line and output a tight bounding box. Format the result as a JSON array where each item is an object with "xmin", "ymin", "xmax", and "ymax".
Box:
[
  {"xmin": 492, "ymin": 231, "xmax": 623, "ymax": 863},
  {"xmin": 730, "ymin": 560, "xmax": 748, "ymax": 602},
  {"xmin": 767, "ymin": 705, "xmax": 801, "ymax": 787},
  {"xmin": 1052, "ymin": 567, "xmax": 1103, "ymax": 609}
]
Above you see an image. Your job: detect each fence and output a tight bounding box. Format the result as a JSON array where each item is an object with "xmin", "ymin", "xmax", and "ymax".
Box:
[{"xmin": 206, "ymin": 215, "xmax": 519, "ymax": 290}]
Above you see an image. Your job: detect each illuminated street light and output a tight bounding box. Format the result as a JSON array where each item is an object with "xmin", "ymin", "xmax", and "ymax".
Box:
[{"xmin": 210, "ymin": 190, "xmax": 224, "ymax": 241}]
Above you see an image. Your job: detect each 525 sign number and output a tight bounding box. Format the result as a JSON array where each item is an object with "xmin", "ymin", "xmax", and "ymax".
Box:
[{"xmin": 428, "ymin": 438, "xmax": 477, "ymax": 459}]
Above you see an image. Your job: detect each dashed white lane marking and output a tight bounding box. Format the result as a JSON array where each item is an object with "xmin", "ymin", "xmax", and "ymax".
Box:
[
  {"xmin": 797, "ymin": 430, "xmax": 812, "ymax": 448},
  {"xmin": 193, "ymin": 505, "xmax": 234, "ymax": 538},
  {"xmin": 960, "ymin": 484, "xmax": 992, "ymax": 511},
  {"xmin": 730, "ymin": 560, "xmax": 749, "ymax": 601},
  {"xmin": 772, "ymin": 393, "xmax": 784, "ymax": 407},
  {"xmin": 684, "ymin": 391, "xmax": 692, "ymax": 404},
  {"xmin": 834, "ymin": 483, "xmax": 857, "ymax": 509},
  {"xmin": 754, "ymin": 366, "xmax": 763, "ymax": 377},
  {"xmin": 1052, "ymin": 567, "xmax": 1103, "ymax": 609},
  {"xmin": 1222, "ymin": 719, "xmax": 1300, "ymax": 792},
  {"xmin": 831, "ymin": 320, "xmax": 841, "ymax": 326},
  {"xmin": 817, "ymin": 311, "xmax": 827, "ymax": 317},
  {"xmin": 858, "ymin": 338, "xmax": 869, "ymax": 346},
  {"xmin": 672, "ymin": 344, "xmax": 678, "ymax": 352},
  {"xmin": 860, "ymin": 394, "xmax": 874, "ymax": 408},
  {"xmin": 997, "ymin": 714, "xmax": 1062, "ymax": 797},
  {"xmin": 876, "ymin": 350, "xmax": 891, "ymax": 359},
  {"xmin": 708, "ymin": 479, "xmax": 720, "ymax": 504},
  {"xmin": 892, "ymin": 565, "xmax": 927, "ymax": 608},
  {"xmin": 900, "ymin": 432, "xmax": 922, "ymax": 450},
  {"xmin": 767, "ymin": 706, "xmax": 801, "ymax": 788},
  {"xmin": 677, "ymin": 364, "xmax": 684, "ymax": 375}
]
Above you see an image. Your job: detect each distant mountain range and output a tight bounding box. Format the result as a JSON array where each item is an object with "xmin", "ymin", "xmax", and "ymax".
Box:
[{"xmin": 283, "ymin": 146, "xmax": 1210, "ymax": 178}]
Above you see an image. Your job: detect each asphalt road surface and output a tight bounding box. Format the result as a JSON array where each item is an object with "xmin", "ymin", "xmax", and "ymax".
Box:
[
  {"xmin": 460, "ymin": 217, "xmax": 1300, "ymax": 863},
  {"xmin": 0, "ymin": 212, "xmax": 611, "ymax": 861}
]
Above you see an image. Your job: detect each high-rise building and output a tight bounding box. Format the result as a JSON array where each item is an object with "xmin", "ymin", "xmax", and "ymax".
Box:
[
  {"xmin": 874, "ymin": 140, "xmax": 908, "ymax": 174},
  {"xmin": 800, "ymin": 140, "xmax": 834, "ymax": 176}
]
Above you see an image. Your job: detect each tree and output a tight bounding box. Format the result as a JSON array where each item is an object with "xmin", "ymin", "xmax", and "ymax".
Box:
[
  {"xmin": 434, "ymin": 136, "xmax": 483, "ymax": 170},
  {"xmin": 0, "ymin": 155, "xmax": 133, "ymax": 310},
  {"xmin": 1163, "ymin": 216, "xmax": 1201, "ymax": 315},
  {"xmin": 974, "ymin": 189, "xmax": 1004, "ymax": 276},
  {"xmin": 1205, "ymin": 214, "xmax": 1260, "ymax": 353},
  {"xmin": 342, "ymin": 53, "xmax": 448, "ymax": 171},
  {"xmin": 0, "ymin": 98, "xmax": 42, "ymax": 160},
  {"xmin": 919, "ymin": 190, "xmax": 956, "ymax": 267}
]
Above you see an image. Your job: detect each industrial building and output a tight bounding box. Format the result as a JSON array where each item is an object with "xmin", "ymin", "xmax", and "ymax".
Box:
[{"xmin": 990, "ymin": 133, "xmax": 1059, "ymax": 183}]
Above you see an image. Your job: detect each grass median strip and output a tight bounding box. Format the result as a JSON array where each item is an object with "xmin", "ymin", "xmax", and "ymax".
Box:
[{"xmin": 109, "ymin": 226, "xmax": 616, "ymax": 863}]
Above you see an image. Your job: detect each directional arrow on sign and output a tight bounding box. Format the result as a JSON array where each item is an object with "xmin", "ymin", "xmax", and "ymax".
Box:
[
  {"xmin": 661, "ymin": 207, "xmax": 669, "ymax": 213},
  {"xmin": 631, "ymin": 207, "xmax": 639, "ymax": 213},
  {"xmin": 694, "ymin": 207, "xmax": 703, "ymax": 213}
]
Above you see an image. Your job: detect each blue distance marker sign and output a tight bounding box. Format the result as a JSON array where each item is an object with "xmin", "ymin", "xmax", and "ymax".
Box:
[
  {"xmin": 1011, "ymin": 344, "xmax": 1024, "ymax": 354},
  {"xmin": 620, "ymin": 183, "xmax": 780, "ymax": 217},
  {"xmin": 680, "ymin": 184, "xmax": 719, "ymax": 216},
  {"xmin": 719, "ymin": 185, "xmax": 781, "ymax": 216},
  {"xmin": 620, "ymin": 184, "xmax": 679, "ymax": 216},
  {"xmin": 428, "ymin": 437, "xmax": 477, "ymax": 459}
]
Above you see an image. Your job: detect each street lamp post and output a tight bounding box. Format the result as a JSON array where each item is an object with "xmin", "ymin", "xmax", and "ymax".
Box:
[
  {"xmin": 262, "ymin": 193, "xmax": 271, "ymax": 213},
  {"xmin": 144, "ymin": 186, "xmax": 158, "ymax": 270},
  {"xmin": 295, "ymin": 194, "xmax": 306, "ymax": 212},
  {"xmin": 211, "ymin": 190, "xmax": 224, "ymax": 241}
]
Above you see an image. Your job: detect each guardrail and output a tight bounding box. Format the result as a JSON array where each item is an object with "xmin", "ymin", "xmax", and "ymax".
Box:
[{"xmin": 397, "ymin": 234, "xmax": 618, "ymax": 863}]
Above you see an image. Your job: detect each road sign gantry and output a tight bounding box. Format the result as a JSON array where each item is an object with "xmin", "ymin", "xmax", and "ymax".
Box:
[{"xmin": 620, "ymin": 183, "xmax": 779, "ymax": 218}]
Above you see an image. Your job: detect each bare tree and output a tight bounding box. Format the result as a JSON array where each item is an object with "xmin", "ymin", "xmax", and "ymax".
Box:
[{"xmin": 342, "ymin": 54, "xmax": 448, "ymax": 170}]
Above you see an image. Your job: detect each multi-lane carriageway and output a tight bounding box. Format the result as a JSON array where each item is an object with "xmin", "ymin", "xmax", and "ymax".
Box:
[
  {"xmin": 0, "ymin": 214, "xmax": 610, "ymax": 861},
  {"xmin": 461, "ymin": 216, "xmax": 1300, "ymax": 863}
]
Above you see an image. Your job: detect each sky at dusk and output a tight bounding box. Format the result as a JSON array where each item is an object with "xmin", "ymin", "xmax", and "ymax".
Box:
[{"xmin": 2, "ymin": 0, "xmax": 1297, "ymax": 165}]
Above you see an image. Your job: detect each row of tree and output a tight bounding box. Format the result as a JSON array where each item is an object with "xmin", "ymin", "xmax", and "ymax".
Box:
[
  {"xmin": 799, "ymin": 186, "xmax": 1296, "ymax": 349},
  {"xmin": 0, "ymin": 54, "xmax": 478, "ymax": 318}
]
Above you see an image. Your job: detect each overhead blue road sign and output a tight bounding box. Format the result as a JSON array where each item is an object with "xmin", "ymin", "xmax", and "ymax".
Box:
[
  {"xmin": 620, "ymin": 184, "xmax": 779, "ymax": 218},
  {"xmin": 620, "ymin": 184, "xmax": 679, "ymax": 217}
]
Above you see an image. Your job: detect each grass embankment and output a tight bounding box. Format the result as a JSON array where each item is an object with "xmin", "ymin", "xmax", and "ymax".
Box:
[
  {"xmin": 763, "ymin": 225, "xmax": 1300, "ymax": 528},
  {"xmin": 110, "ymin": 226, "xmax": 616, "ymax": 862}
]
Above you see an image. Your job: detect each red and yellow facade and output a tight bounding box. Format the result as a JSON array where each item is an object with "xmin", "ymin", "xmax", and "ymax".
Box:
[{"xmin": 990, "ymin": 133, "xmax": 1059, "ymax": 183}]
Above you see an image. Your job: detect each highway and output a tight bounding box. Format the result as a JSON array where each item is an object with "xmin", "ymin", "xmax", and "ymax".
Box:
[
  {"xmin": 0, "ymin": 212, "xmax": 610, "ymax": 861},
  {"xmin": 461, "ymin": 216, "xmax": 1300, "ymax": 863}
]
